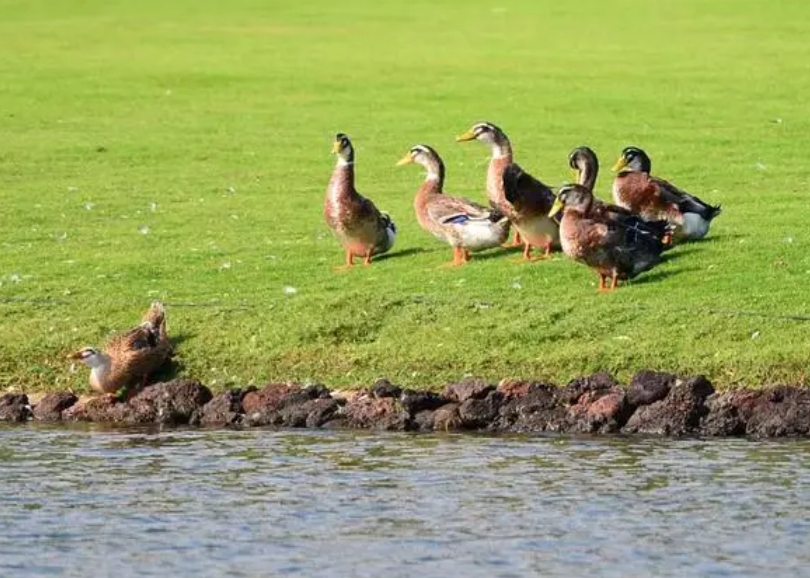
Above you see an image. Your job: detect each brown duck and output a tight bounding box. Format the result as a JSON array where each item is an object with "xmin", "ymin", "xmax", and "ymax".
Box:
[
  {"xmin": 549, "ymin": 184, "xmax": 666, "ymax": 292},
  {"xmin": 611, "ymin": 146, "xmax": 721, "ymax": 240},
  {"xmin": 69, "ymin": 301, "xmax": 172, "ymax": 394},
  {"xmin": 397, "ymin": 144, "xmax": 510, "ymax": 265},
  {"xmin": 457, "ymin": 122, "xmax": 558, "ymax": 260},
  {"xmin": 324, "ymin": 133, "xmax": 397, "ymax": 267},
  {"xmin": 569, "ymin": 146, "xmax": 672, "ymax": 245}
]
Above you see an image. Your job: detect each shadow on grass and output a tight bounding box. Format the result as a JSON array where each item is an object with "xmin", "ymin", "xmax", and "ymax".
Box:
[
  {"xmin": 631, "ymin": 267, "xmax": 697, "ymax": 286},
  {"xmin": 375, "ymin": 247, "xmax": 429, "ymax": 262}
]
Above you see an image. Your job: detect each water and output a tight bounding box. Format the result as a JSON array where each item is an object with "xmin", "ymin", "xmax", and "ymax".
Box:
[{"xmin": 1, "ymin": 425, "xmax": 810, "ymax": 577}]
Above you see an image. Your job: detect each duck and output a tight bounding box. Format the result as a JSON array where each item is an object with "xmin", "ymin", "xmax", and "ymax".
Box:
[
  {"xmin": 456, "ymin": 122, "xmax": 558, "ymax": 260},
  {"xmin": 549, "ymin": 184, "xmax": 666, "ymax": 292},
  {"xmin": 324, "ymin": 133, "xmax": 397, "ymax": 267},
  {"xmin": 69, "ymin": 301, "xmax": 173, "ymax": 395},
  {"xmin": 396, "ymin": 144, "xmax": 510, "ymax": 265},
  {"xmin": 569, "ymin": 145, "xmax": 673, "ymax": 245},
  {"xmin": 611, "ymin": 146, "xmax": 721, "ymax": 240}
]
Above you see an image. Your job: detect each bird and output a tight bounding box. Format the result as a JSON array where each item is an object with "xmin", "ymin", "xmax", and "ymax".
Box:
[
  {"xmin": 569, "ymin": 145, "xmax": 673, "ymax": 245},
  {"xmin": 69, "ymin": 301, "xmax": 172, "ymax": 395},
  {"xmin": 611, "ymin": 146, "xmax": 721, "ymax": 241},
  {"xmin": 324, "ymin": 133, "xmax": 396, "ymax": 268},
  {"xmin": 457, "ymin": 122, "xmax": 558, "ymax": 260},
  {"xmin": 397, "ymin": 144, "xmax": 510, "ymax": 265},
  {"xmin": 549, "ymin": 184, "xmax": 666, "ymax": 292}
]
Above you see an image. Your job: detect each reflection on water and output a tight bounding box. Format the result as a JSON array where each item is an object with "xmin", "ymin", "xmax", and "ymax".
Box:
[{"xmin": 1, "ymin": 424, "xmax": 810, "ymax": 577}]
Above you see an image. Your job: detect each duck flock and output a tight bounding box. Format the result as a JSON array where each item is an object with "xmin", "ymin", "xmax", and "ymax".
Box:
[
  {"xmin": 325, "ymin": 121, "xmax": 722, "ymax": 291},
  {"xmin": 70, "ymin": 121, "xmax": 722, "ymax": 396}
]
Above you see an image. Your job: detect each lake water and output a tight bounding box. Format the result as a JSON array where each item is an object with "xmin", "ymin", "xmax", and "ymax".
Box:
[{"xmin": 1, "ymin": 425, "xmax": 809, "ymax": 577}]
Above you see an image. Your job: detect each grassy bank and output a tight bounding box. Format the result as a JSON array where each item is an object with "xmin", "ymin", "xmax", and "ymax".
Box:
[{"xmin": 2, "ymin": 0, "xmax": 809, "ymax": 392}]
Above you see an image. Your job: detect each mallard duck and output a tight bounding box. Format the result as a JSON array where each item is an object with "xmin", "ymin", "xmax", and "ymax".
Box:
[
  {"xmin": 611, "ymin": 146, "xmax": 721, "ymax": 240},
  {"xmin": 456, "ymin": 122, "xmax": 558, "ymax": 260},
  {"xmin": 570, "ymin": 146, "xmax": 673, "ymax": 245},
  {"xmin": 396, "ymin": 144, "xmax": 510, "ymax": 265},
  {"xmin": 69, "ymin": 301, "xmax": 172, "ymax": 394},
  {"xmin": 549, "ymin": 184, "xmax": 665, "ymax": 291},
  {"xmin": 324, "ymin": 133, "xmax": 396, "ymax": 267}
]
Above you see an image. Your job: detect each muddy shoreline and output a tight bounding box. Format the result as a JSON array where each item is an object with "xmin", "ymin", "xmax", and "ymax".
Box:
[{"xmin": 2, "ymin": 371, "xmax": 810, "ymax": 437}]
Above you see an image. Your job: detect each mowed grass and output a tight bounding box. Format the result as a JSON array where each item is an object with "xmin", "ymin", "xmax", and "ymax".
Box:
[{"xmin": 1, "ymin": 0, "xmax": 809, "ymax": 392}]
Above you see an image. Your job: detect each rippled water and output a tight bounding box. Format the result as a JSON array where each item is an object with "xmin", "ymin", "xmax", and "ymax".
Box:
[{"xmin": 2, "ymin": 425, "xmax": 810, "ymax": 577}]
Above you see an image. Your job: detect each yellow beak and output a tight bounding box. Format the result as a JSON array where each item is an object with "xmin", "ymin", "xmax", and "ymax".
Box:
[
  {"xmin": 611, "ymin": 156, "xmax": 628, "ymax": 172},
  {"xmin": 395, "ymin": 153, "xmax": 414, "ymax": 166},
  {"xmin": 455, "ymin": 129, "xmax": 477, "ymax": 142},
  {"xmin": 548, "ymin": 197, "xmax": 564, "ymax": 219},
  {"xmin": 331, "ymin": 141, "xmax": 342, "ymax": 154}
]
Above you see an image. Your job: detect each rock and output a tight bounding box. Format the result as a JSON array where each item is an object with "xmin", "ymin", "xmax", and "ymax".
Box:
[
  {"xmin": 63, "ymin": 394, "xmax": 130, "ymax": 422},
  {"xmin": 128, "ymin": 379, "xmax": 212, "ymax": 425},
  {"xmin": 304, "ymin": 398, "xmax": 341, "ymax": 428},
  {"xmin": 343, "ymin": 395, "xmax": 410, "ymax": 430},
  {"xmin": 623, "ymin": 376, "xmax": 715, "ymax": 436},
  {"xmin": 737, "ymin": 386, "xmax": 810, "ymax": 437},
  {"xmin": 567, "ymin": 388, "xmax": 630, "ymax": 433},
  {"xmin": 433, "ymin": 403, "xmax": 461, "ymax": 431},
  {"xmin": 242, "ymin": 383, "xmax": 300, "ymax": 415},
  {"xmin": 458, "ymin": 391, "xmax": 503, "ymax": 430},
  {"xmin": 626, "ymin": 371, "xmax": 676, "ymax": 408},
  {"xmin": 371, "ymin": 378, "xmax": 402, "ymax": 399},
  {"xmin": 32, "ymin": 392, "xmax": 78, "ymax": 421},
  {"xmin": 200, "ymin": 389, "xmax": 244, "ymax": 427},
  {"xmin": 412, "ymin": 409, "xmax": 437, "ymax": 431},
  {"xmin": 400, "ymin": 390, "xmax": 446, "ymax": 415},
  {"xmin": 701, "ymin": 392, "xmax": 748, "ymax": 436},
  {"xmin": 443, "ymin": 379, "xmax": 494, "ymax": 403},
  {"xmin": 276, "ymin": 397, "xmax": 340, "ymax": 428},
  {"xmin": 499, "ymin": 382, "xmax": 564, "ymax": 432},
  {"xmin": 557, "ymin": 372, "xmax": 618, "ymax": 405},
  {"xmin": 0, "ymin": 394, "xmax": 30, "ymax": 422}
]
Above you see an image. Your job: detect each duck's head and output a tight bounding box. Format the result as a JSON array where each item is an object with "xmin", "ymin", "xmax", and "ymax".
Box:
[
  {"xmin": 548, "ymin": 184, "xmax": 593, "ymax": 217},
  {"xmin": 397, "ymin": 144, "xmax": 444, "ymax": 182},
  {"xmin": 69, "ymin": 347, "xmax": 104, "ymax": 368},
  {"xmin": 332, "ymin": 132, "xmax": 354, "ymax": 165},
  {"xmin": 612, "ymin": 146, "xmax": 651, "ymax": 173},
  {"xmin": 455, "ymin": 122, "xmax": 508, "ymax": 146},
  {"xmin": 568, "ymin": 146, "xmax": 599, "ymax": 182}
]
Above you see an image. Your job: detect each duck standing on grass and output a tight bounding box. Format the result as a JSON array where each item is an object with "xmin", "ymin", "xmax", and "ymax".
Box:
[
  {"xmin": 69, "ymin": 301, "xmax": 172, "ymax": 395},
  {"xmin": 549, "ymin": 184, "xmax": 665, "ymax": 292},
  {"xmin": 456, "ymin": 122, "xmax": 559, "ymax": 260},
  {"xmin": 397, "ymin": 144, "xmax": 510, "ymax": 266},
  {"xmin": 324, "ymin": 133, "xmax": 396, "ymax": 268},
  {"xmin": 569, "ymin": 146, "xmax": 673, "ymax": 245},
  {"xmin": 611, "ymin": 146, "xmax": 721, "ymax": 240}
]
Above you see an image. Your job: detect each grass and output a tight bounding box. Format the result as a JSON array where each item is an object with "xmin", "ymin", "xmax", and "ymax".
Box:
[{"xmin": 1, "ymin": 0, "xmax": 809, "ymax": 393}]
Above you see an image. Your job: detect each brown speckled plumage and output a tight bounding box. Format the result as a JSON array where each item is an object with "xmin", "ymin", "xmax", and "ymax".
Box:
[
  {"xmin": 399, "ymin": 145, "xmax": 509, "ymax": 265},
  {"xmin": 457, "ymin": 122, "xmax": 559, "ymax": 259},
  {"xmin": 71, "ymin": 301, "xmax": 172, "ymax": 394},
  {"xmin": 324, "ymin": 133, "xmax": 396, "ymax": 266}
]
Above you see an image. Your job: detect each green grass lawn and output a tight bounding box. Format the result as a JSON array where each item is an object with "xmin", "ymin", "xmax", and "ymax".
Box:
[{"xmin": 2, "ymin": 0, "xmax": 809, "ymax": 393}]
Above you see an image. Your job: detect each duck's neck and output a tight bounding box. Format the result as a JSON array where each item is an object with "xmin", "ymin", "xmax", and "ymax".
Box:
[
  {"xmin": 577, "ymin": 163, "xmax": 598, "ymax": 192},
  {"xmin": 417, "ymin": 158, "xmax": 445, "ymax": 196},
  {"xmin": 87, "ymin": 354, "xmax": 113, "ymax": 391},
  {"xmin": 328, "ymin": 157, "xmax": 357, "ymax": 200},
  {"xmin": 487, "ymin": 149, "xmax": 513, "ymax": 202}
]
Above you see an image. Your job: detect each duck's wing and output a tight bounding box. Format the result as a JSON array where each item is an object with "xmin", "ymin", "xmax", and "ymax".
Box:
[
  {"xmin": 652, "ymin": 177, "xmax": 721, "ymax": 221},
  {"xmin": 502, "ymin": 163, "xmax": 556, "ymax": 215},
  {"xmin": 427, "ymin": 195, "xmax": 501, "ymax": 225}
]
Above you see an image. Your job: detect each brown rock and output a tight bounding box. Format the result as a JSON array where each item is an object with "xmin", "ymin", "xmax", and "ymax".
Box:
[
  {"xmin": 623, "ymin": 376, "xmax": 714, "ymax": 436},
  {"xmin": 557, "ymin": 372, "xmax": 618, "ymax": 405},
  {"xmin": 0, "ymin": 394, "xmax": 30, "ymax": 422},
  {"xmin": 370, "ymin": 378, "xmax": 402, "ymax": 399},
  {"xmin": 626, "ymin": 371, "xmax": 676, "ymax": 408},
  {"xmin": 433, "ymin": 403, "xmax": 461, "ymax": 431},
  {"xmin": 443, "ymin": 379, "xmax": 494, "ymax": 403},
  {"xmin": 242, "ymin": 383, "xmax": 300, "ymax": 415},
  {"xmin": 499, "ymin": 382, "xmax": 564, "ymax": 432},
  {"xmin": 200, "ymin": 389, "xmax": 244, "ymax": 427},
  {"xmin": 32, "ymin": 392, "xmax": 78, "ymax": 421},
  {"xmin": 343, "ymin": 395, "xmax": 410, "ymax": 430},
  {"xmin": 128, "ymin": 379, "xmax": 212, "ymax": 425},
  {"xmin": 458, "ymin": 391, "xmax": 503, "ymax": 430}
]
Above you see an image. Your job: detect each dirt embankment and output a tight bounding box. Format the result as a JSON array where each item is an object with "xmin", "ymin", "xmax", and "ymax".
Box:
[{"xmin": 3, "ymin": 371, "xmax": 810, "ymax": 437}]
